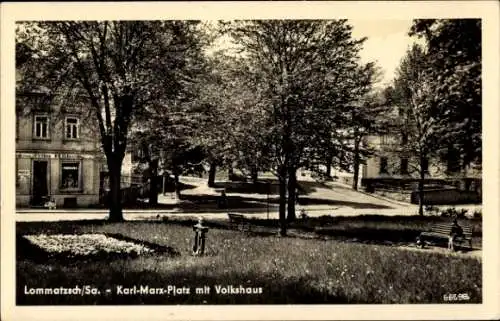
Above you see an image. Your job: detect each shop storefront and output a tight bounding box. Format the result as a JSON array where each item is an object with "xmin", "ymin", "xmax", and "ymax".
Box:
[{"xmin": 16, "ymin": 151, "xmax": 105, "ymax": 208}]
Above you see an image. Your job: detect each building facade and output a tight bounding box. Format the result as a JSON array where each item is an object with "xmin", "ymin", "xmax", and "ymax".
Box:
[
  {"xmin": 361, "ymin": 134, "xmax": 481, "ymax": 180},
  {"xmin": 15, "ymin": 91, "xmax": 132, "ymax": 208},
  {"xmin": 360, "ymin": 133, "xmax": 482, "ymax": 202}
]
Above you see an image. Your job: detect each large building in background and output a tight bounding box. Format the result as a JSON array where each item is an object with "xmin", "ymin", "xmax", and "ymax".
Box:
[
  {"xmin": 361, "ymin": 134, "xmax": 482, "ymax": 182},
  {"xmin": 15, "ymin": 89, "xmax": 132, "ymax": 208},
  {"xmin": 359, "ymin": 133, "xmax": 482, "ymax": 204}
]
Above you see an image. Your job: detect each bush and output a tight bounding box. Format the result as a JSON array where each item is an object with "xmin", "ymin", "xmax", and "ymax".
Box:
[
  {"xmin": 457, "ymin": 209, "xmax": 468, "ymax": 219},
  {"xmin": 425, "ymin": 205, "xmax": 439, "ymax": 215},
  {"xmin": 439, "ymin": 207, "xmax": 468, "ymax": 218},
  {"xmin": 440, "ymin": 208, "xmax": 453, "ymax": 217}
]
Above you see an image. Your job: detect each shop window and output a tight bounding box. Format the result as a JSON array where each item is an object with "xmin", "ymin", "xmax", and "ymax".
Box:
[
  {"xmin": 65, "ymin": 116, "xmax": 80, "ymax": 139},
  {"xmin": 34, "ymin": 115, "xmax": 49, "ymax": 139},
  {"xmin": 61, "ymin": 162, "xmax": 80, "ymax": 190}
]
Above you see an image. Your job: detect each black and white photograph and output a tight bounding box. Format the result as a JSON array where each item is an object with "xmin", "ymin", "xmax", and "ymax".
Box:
[{"xmin": 1, "ymin": 1, "xmax": 499, "ymax": 320}]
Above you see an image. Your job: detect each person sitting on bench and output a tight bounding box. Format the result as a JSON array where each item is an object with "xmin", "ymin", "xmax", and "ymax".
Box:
[{"xmin": 448, "ymin": 218, "xmax": 464, "ymax": 251}]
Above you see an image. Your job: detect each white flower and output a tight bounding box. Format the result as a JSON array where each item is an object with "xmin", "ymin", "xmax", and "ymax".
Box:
[{"xmin": 24, "ymin": 234, "xmax": 154, "ymax": 256}]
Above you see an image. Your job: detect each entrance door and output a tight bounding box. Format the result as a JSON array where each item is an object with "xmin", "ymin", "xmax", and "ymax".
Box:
[{"xmin": 32, "ymin": 160, "xmax": 49, "ymax": 206}]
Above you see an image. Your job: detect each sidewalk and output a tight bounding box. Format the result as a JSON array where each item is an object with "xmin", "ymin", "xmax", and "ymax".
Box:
[
  {"xmin": 15, "ymin": 175, "xmax": 481, "ymax": 221},
  {"xmin": 15, "ymin": 206, "xmax": 423, "ymax": 222},
  {"xmin": 330, "ymin": 180, "xmax": 482, "ymax": 214},
  {"xmin": 396, "ymin": 244, "xmax": 482, "ymax": 261},
  {"xmin": 329, "ymin": 180, "xmax": 414, "ymax": 207}
]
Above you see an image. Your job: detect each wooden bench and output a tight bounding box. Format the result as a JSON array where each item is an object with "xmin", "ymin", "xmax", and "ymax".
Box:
[
  {"xmin": 227, "ymin": 213, "xmax": 252, "ymax": 232},
  {"xmin": 417, "ymin": 222, "xmax": 473, "ymax": 250}
]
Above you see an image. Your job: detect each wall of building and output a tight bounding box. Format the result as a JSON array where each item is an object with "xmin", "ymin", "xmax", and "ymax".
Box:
[
  {"xmin": 15, "ymin": 152, "xmax": 105, "ymax": 207},
  {"xmin": 15, "ymin": 92, "xmax": 130, "ymax": 208},
  {"xmin": 362, "ymin": 135, "xmax": 467, "ymax": 180},
  {"xmin": 360, "ymin": 134, "xmax": 482, "ymax": 202}
]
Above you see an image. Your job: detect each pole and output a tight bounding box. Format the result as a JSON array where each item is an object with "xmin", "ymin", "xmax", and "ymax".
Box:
[
  {"xmin": 162, "ymin": 173, "xmax": 166, "ymax": 195},
  {"xmin": 267, "ymin": 182, "xmax": 270, "ymax": 220}
]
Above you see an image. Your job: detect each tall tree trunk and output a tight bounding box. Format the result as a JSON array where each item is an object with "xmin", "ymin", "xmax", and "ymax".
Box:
[
  {"xmin": 108, "ymin": 155, "xmax": 124, "ymax": 222},
  {"xmin": 326, "ymin": 151, "xmax": 333, "ymax": 177},
  {"xmin": 287, "ymin": 166, "xmax": 297, "ymax": 222},
  {"xmin": 208, "ymin": 162, "xmax": 217, "ymax": 187},
  {"xmin": 418, "ymin": 156, "xmax": 425, "ymax": 216},
  {"xmin": 162, "ymin": 173, "xmax": 167, "ymax": 195},
  {"xmin": 173, "ymin": 166, "xmax": 181, "ymax": 199},
  {"xmin": 352, "ymin": 138, "xmax": 360, "ymax": 191},
  {"xmin": 148, "ymin": 158, "xmax": 159, "ymax": 206},
  {"xmin": 228, "ymin": 164, "xmax": 234, "ymax": 181},
  {"xmin": 251, "ymin": 165, "xmax": 258, "ymax": 184},
  {"xmin": 278, "ymin": 165, "xmax": 288, "ymax": 236}
]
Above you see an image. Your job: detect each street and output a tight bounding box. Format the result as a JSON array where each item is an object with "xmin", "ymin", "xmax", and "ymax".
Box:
[{"xmin": 16, "ymin": 175, "xmax": 480, "ymax": 222}]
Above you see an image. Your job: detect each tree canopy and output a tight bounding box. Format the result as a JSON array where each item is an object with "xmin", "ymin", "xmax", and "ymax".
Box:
[
  {"xmin": 220, "ymin": 20, "xmax": 378, "ymax": 233},
  {"xmin": 409, "ymin": 19, "xmax": 481, "ymax": 168},
  {"xmin": 386, "ymin": 19, "xmax": 482, "ymax": 214},
  {"xmin": 17, "ymin": 21, "xmax": 207, "ymax": 220}
]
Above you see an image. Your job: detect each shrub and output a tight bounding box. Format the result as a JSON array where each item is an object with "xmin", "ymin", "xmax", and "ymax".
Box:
[
  {"xmin": 425, "ymin": 205, "xmax": 439, "ymax": 215},
  {"xmin": 456, "ymin": 209, "xmax": 468, "ymax": 219},
  {"xmin": 440, "ymin": 208, "xmax": 453, "ymax": 217},
  {"xmin": 439, "ymin": 207, "xmax": 467, "ymax": 218}
]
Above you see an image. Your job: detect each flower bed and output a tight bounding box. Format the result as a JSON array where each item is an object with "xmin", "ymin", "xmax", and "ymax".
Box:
[{"xmin": 22, "ymin": 233, "xmax": 155, "ymax": 259}]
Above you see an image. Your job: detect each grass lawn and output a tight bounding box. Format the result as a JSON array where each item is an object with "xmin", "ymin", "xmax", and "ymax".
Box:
[
  {"xmin": 16, "ymin": 218, "xmax": 482, "ymax": 305},
  {"xmin": 289, "ymin": 215, "xmax": 482, "ymax": 247}
]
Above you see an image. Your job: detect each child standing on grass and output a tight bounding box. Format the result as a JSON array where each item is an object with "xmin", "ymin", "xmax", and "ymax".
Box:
[{"xmin": 448, "ymin": 218, "xmax": 464, "ymax": 251}]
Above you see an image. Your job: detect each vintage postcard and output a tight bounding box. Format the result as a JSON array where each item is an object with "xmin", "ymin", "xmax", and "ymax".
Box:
[{"xmin": 1, "ymin": 1, "xmax": 499, "ymax": 320}]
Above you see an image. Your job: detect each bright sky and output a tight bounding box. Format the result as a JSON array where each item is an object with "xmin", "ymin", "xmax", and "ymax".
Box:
[
  {"xmin": 350, "ymin": 19, "xmax": 418, "ymax": 86},
  {"xmin": 207, "ymin": 20, "xmax": 420, "ymax": 86}
]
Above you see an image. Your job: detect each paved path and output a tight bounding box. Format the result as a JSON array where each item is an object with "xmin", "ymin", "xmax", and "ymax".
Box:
[
  {"xmin": 16, "ymin": 175, "xmax": 481, "ymax": 222},
  {"xmin": 15, "ymin": 207, "xmax": 420, "ymax": 222},
  {"xmin": 172, "ymin": 175, "xmax": 413, "ymax": 210},
  {"xmin": 395, "ymin": 244, "xmax": 482, "ymax": 261}
]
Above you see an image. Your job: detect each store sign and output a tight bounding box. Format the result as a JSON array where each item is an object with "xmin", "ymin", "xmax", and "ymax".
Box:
[
  {"xmin": 60, "ymin": 153, "xmax": 83, "ymax": 159},
  {"xmin": 17, "ymin": 152, "xmax": 95, "ymax": 159},
  {"xmin": 17, "ymin": 153, "xmax": 57, "ymax": 159}
]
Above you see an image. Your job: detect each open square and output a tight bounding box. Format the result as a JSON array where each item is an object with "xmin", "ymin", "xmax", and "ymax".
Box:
[{"xmin": 5, "ymin": 3, "xmax": 493, "ymax": 317}]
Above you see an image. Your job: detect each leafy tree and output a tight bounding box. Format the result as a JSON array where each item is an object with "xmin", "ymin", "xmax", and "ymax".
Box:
[
  {"xmin": 349, "ymin": 87, "xmax": 391, "ymax": 191},
  {"xmin": 386, "ymin": 19, "xmax": 482, "ymax": 214},
  {"xmin": 188, "ymin": 53, "xmax": 232, "ymax": 187},
  {"xmin": 191, "ymin": 51, "xmax": 272, "ymax": 187},
  {"xmin": 391, "ymin": 44, "xmax": 443, "ymax": 215},
  {"xmin": 409, "ymin": 19, "xmax": 481, "ymax": 170},
  {"xmin": 135, "ymin": 113, "xmax": 206, "ymax": 200},
  {"xmin": 223, "ymin": 20, "xmax": 371, "ymax": 233},
  {"xmin": 215, "ymin": 56, "xmax": 274, "ymax": 184},
  {"xmin": 129, "ymin": 129, "xmax": 161, "ymax": 205},
  {"xmin": 17, "ymin": 21, "xmax": 204, "ymax": 221},
  {"xmin": 315, "ymin": 62, "xmax": 387, "ymax": 190}
]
